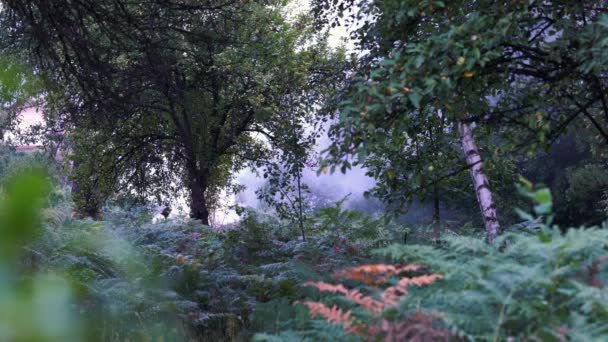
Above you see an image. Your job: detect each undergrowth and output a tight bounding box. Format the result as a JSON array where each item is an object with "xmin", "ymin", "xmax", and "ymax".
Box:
[
  {"xmin": 254, "ymin": 184, "xmax": 608, "ymax": 341},
  {"xmin": 14, "ymin": 181, "xmax": 389, "ymax": 340},
  {"xmin": 2, "ymin": 166, "xmax": 607, "ymax": 341}
]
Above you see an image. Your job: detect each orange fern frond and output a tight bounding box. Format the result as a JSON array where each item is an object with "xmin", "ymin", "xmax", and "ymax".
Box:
[
  {"xmin": 377, "ymin": 275, "xmax": 444, "ymax": 312},
  {"xmin": 341, "ymin": 272, "xmax": 375, "ymax": 285},
  {"xmin": 296, "ymin": 301, "xmax": 366, "ymax": 336},
  {"xmin": 343, "ymin": 288, "xmax": 384, "ymax": 314},
  {"xmin": 396, "ymin": 274, "xmax": 443, "ymax": 288},
  {"xmin": 381, "ymin": 274, "xmax": 443, "ymax": 306},
  {"xmin": 303, "ymin": 281, "xmax": 350, "ymax": 295},
  {"xmin": 342, "ymin": 264, "xmax": 423, "ymax": 276},
  {"xmin": 300, "ymin": 264, "xmax": 446, "ymax": 341},
  {"xmin": 333, "ymin": 264, "xmax": 424, "ymax": 286},
  {"xmin": 303, "ymin": 281, "xmax": 385, "ymax": 313},
  {"xmin": 296, "ymin": 301, "xmax": 352, "ymax": 325},
  {"xmin": 379, "ymin": 287, "xmax": 402, "ymax": 308}
]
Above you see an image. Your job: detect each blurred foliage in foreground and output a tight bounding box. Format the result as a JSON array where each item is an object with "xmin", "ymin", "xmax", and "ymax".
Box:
[{"xmin": 0, "ymin": 169, "xmax": 80, "ymax": 341}]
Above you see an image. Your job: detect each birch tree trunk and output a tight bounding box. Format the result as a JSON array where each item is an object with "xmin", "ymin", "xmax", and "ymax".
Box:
[{"xmin": 458, "ymin": 122, "xmax": 501, "ymax": 243}]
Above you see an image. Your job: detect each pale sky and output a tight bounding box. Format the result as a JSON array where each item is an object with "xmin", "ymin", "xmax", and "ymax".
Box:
[
  {"xmin": 3, "ymin": 106, "xmax": 44, "ymax": 144},
  {"xmin": 18, "ymin": 106, "xmax": 43, "ymax": 129}
]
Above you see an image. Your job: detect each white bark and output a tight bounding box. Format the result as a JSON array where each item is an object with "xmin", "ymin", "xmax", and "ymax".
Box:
[{"xmin": 458, "ymin": 122, "xmax": 501, "ymax": 243}]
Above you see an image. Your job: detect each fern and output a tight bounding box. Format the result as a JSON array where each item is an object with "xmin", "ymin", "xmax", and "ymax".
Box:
[
  {"xmin": 376, "ymin": 227, "xmax": 608, "ymax": 340},
  {"xmin": 297, "ymin": 301, "xmax": 354, "ymax": 326},
  {"xmin": 296, "ymin": 263, "xmax": 448, "ymax": 341}
]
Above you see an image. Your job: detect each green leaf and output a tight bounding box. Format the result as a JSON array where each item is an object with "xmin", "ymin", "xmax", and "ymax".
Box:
[
  {"xmin": 515, "ymin": 208, "xmax": 535, "ymax": 222},
  {"xmin": 532, "ymin": 189, "xmax": 552, "ymax": 208},
  {"xmin": 472, "ymin": 47, "xmax": 481, "ymax": 60},
  {"xmin": 408, "ymin": 92, "xmax": 422, "ymax": 108}
]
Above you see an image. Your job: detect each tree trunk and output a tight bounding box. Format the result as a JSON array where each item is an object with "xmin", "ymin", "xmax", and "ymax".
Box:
[
  {"xmin": 296, "ymin": 171, "xmax": 306, "ymax": 241},
  {"xmin": 432, "ymin": 185, "xmax": 441, "ymax": 239},
  {"xmin": 70, "ymin": 159, "xmax": 103, "ymax": 220},
  {"xmin": 458, "ymin": 122, "xmax": 501, "ymax": 243},
  {"xmin": 432, "ymin": 185, "xmax": 440, "ymax": 224},
  {"xmin": 188, "ymin": 166, "xmax": 210, "ymax": 226}
]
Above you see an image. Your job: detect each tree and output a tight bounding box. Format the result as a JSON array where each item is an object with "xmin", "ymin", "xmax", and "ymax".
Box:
[
  {"xmin": 458, "ymin": 122, "xmax": 500, "ymax": 241},
  {"xmin": 254, "ymin": 26, "xmax": 344, "ymax": 240},
  {"xmin": 1, "ymin": 0, "xmax": 339, "ymax": 224},
  {"xmin": 361, "ymin": 111, "xmax": 466, "ymax": 223},
  {"xmin": 314, "ymin": 0, "xmax": 608, "ymax": 242}
]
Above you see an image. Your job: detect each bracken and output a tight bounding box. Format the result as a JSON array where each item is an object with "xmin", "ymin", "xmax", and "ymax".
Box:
[{"xmin": 298, "ymin": 263, "xmax": 449, "ymax": 341}]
